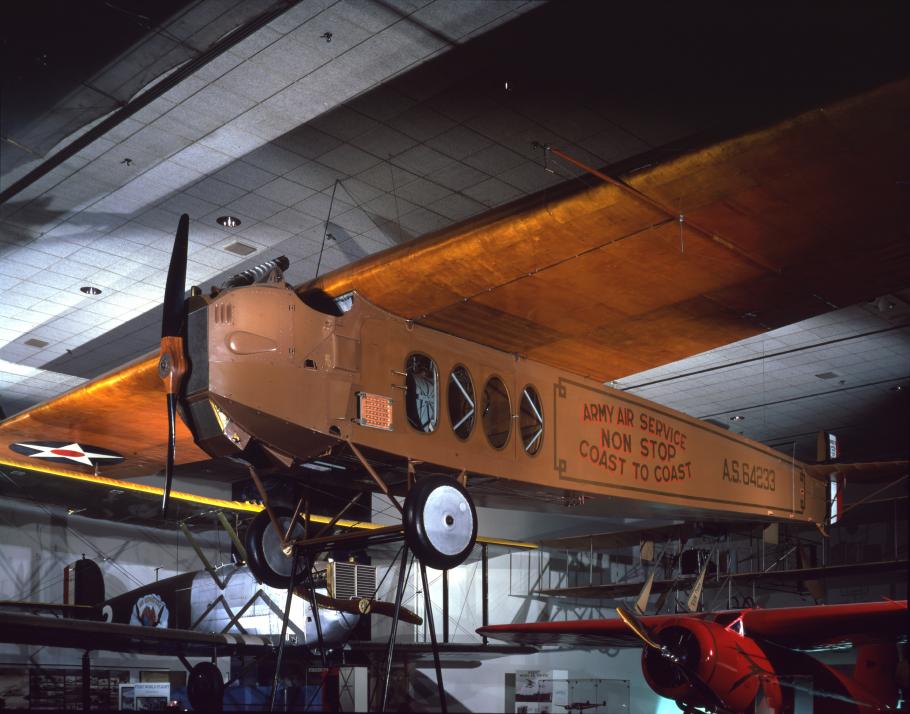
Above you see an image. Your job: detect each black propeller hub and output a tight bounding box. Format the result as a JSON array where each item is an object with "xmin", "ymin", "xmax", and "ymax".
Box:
[{"xmin": 645, "ymin": 625, "xmax": 702, "ymax": 689}]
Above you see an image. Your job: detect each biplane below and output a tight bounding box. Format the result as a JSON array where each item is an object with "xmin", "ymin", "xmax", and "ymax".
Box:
[
  {"xmin": 0, "ymin": 551, "xmax": 536, "ymax": 711},
  {"xmin": 1, "ymin": 78, "xmax": 908, "ymax": 607}
]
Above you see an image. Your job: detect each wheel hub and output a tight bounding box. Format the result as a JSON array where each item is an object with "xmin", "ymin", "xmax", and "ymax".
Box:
[{"xmin": 422, "ymin": 485, "xmax": 474, "ymax": 556}]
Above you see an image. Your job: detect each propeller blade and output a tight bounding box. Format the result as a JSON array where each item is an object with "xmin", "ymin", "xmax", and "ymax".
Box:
[
  {"xmin": 634, "ymin": 567, "xmax": 656, "ymax": 615},
  {"xmin": 616, "ymin": 605, "xmax": 661, "ymax": 650},
  {"xmin": 360, "ymin": 597, "xmax": 423, "ymax": 626},
  {"xmin": 686, "ymin": 555, "xmax": 710, "ymax": 612},
  {"xmin": 158, "ymin": 213, "xmax": 190, "ymax": 517},
  {"xmin": 309, "ymin": 592, "xmax": 423, "ymax": 625},
  {"xmin": 162, "ymin": 213, "xmax": 189, "ymax": 338}
]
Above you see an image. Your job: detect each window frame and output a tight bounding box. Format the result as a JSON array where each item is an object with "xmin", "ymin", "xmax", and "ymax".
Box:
[
  {"xmin": 447, "ymin": 364, "xmax": 476, "ymax": 441},
  {"xmin": 481, "ymin": 373, "xmax": 512, "ymax": 450},
  {"xmin": 518, "ymin": 384, "xmax": 544, "ymax": 456},
  {"xmin": 404, "ymin": 352, "xmax": 439, "ymax": 434}
]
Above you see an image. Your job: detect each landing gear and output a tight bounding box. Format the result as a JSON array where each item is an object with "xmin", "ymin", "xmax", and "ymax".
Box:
[
  {"xmin": 187, "ymin": 662, "xmax": 223, "ymax": 711},
  {"xmin": 245, "ymin": 507, "xmax": 307, "ymax": 588},
  {"xmin": 242, "ymin": 458, "xmax": 473, "ymax": 714},
  {"xmin": 404, "ymin": 475, "xmax": 477, "ymax": 570}
]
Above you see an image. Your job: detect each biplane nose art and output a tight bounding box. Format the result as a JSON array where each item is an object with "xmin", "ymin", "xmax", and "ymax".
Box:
[{"xmin": 9, "ymin": 441, "xmax": 125, "ymax": 467}]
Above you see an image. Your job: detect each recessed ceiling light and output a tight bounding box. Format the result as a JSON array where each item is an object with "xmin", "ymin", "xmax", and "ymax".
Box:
[
  {"xmin": 80, "ymin": 286, "xmax": 101, "ymax": 295},
  {"xmin": 891, "ymin": 384, "xmax": 905, "ymax": 392},
  {"xmin": 217, "ymin": 215, "xmax": 241, "ymax": 228},
  {"xmin": 25, "ymin": 338, "xmax": 49, "ymax": 348},
  {"xmin": 224, "ymin": 241, "xmax": 256, "ymax": 256},
  {"xmin": 815, "ymin": 371, "xmax": 839, "ymax": 380},
  {"xmin": 730, "ymin": 415, "xmax": 745, "ymax": 421}
]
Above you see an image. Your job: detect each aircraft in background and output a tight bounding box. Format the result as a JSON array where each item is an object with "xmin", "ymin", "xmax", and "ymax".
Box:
[
  {"xmin": 479, "ymin": 599, "xmax": 909, "ymax": 714},
  {"xmin": 0, "ymin": 554, "xmax": 420, "ymax": 711},
  {"xmin": 557, "ymin": 702, "xmax": 607, "ymax": 713},
  {"xmin": 536, "ymin": 513, "xmax": 908, "ymax": 612}
]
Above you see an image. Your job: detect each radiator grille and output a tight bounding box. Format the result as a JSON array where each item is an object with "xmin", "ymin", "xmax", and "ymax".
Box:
[{"xmin": 329, "ymin": 562, "xmax": 377, "ymax": 600}]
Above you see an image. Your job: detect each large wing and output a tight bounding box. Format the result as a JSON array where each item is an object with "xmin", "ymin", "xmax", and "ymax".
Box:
[
  {"xmin": 540, "ymin": 522, "xmax": 699, "ymax": 551},
  {"xmin": 0, "ymin": 611, "xmax": 272, "ymax": 657},
  {"xmin": 477, "ymin": 613, "xmax": 700, "ymax": 647},
  {"xmin": 740, "ymin": 600, "xmax": 908, "ymax": 649},
  {"xmin": 804, "ymin": 460, "xmax": 909, "ymax": 481},
  {"xmin": 0, "ymin": 354, "xmax": 208, "ymax": 479},
  {"xmin": 478, "ymin": 601, "xmax": 908, "ymax": 648},
  {"xmin": 308, "ymin": 79, "xmax": 910, "ymax": 381}
]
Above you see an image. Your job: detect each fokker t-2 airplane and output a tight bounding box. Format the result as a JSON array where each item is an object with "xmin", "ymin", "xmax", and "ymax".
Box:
[{"xmin": 1, "ymin": 80, "xmax": 909, "ymax": 583}]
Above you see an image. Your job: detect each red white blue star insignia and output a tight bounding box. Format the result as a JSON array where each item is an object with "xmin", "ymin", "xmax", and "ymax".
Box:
[{"xmin": 10, "ymin": 441, "xmax": 125, "ymax": 467}]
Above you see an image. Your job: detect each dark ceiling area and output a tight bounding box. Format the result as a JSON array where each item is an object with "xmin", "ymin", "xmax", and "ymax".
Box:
[{"xmin": 1, "ymin": 1, "xmax": 908, "ymax": 466}]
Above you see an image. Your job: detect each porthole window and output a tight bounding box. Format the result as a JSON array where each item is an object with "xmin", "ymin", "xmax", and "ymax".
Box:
[
  {"xmin": 405, "ymin": 353, "xmax": 438, "ymax": 433},
  {"xmin": 482, "ymin": 376, "xmax": 511, "ymax": 449},
  {"xmin": 519, "ymin": 385, "xmax": 543, "ymax": 455},
  {"xmin": 447, "ymin": 365, "xmax": 475, "ymax": 440}
]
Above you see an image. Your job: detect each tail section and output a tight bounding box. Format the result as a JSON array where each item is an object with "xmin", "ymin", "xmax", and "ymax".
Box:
[{"xmin": 63, "ymin": 557, "xmax": 105, "ymax": 619}]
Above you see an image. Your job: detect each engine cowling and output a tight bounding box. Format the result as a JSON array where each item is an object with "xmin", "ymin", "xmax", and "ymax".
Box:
[{"xmin": 641, "ymin": 617, "xmax": 783, "ymax": 712}]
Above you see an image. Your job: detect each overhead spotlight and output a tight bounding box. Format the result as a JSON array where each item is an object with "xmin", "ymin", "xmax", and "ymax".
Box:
[
  {"xmin": 891, "ymin": 384, "xmax": 905, "ymax": 392},
  {"xmin": 217, "ymin": 215, "xmax": 241, "ymax": 228},
  {"xmin": 873, "ymin": 297, "xmax": 896, "ymax": 313},
  {"xmin": 730, "ymin": 415, "xmax": 745, "ymax": 421},
  {"xmin": 80, "ymin": 286, "xmax": 101, "ymax": 295}
]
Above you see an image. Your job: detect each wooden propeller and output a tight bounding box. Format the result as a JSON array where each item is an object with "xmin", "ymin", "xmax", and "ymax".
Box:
[{"xmin": 158, "ymin": 213, "xmax": 189, "ymax": 517}]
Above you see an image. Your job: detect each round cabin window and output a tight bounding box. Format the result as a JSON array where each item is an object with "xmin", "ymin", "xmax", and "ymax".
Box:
[
  {"xmin": 519, "ymin": 385, "xmax": 544, "ymax": 455},
  {"xmin": 447, "ymin": 365, "xmax": 475, "ymax": 440},
  {"xmin": 482, "ymin": 376, "xmax": 511, "ymax": 449},
  {"xmin": 405, "ymin": 353, "xmax": 438, "ymax": 433}
]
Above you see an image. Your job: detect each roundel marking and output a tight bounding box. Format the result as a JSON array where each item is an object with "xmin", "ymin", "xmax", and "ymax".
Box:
[{"xmin": 9, "ymin": 441, "xmax": 125, "ymax": 467}]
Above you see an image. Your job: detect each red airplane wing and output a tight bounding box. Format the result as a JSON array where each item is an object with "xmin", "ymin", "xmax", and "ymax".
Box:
[
  {"xmin": 478, "ymin": 612, "xmax": 706, "ymax": 647},
  {"xmin": 739, "ymin": 600, "xmax": 908, "ymax": 649},
  {"xmin": 477, "ymin": 600, "xmax": 908, "ymax": 649}
]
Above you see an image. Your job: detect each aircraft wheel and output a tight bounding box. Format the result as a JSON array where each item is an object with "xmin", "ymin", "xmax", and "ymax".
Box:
[
  {"xmin": 187, "ymin": 661, "xmax": 223, "ymax": 711},
  {"xmin": 245, "ymin": 507, "xmax": 307, "ymax": 589},
  {"xmin": 404, "ymin": 475, "xmax": 477, "ymax": 570}
]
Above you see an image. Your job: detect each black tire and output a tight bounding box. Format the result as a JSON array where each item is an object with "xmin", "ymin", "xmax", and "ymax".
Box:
[
  {"xmin": 245, "ymin": 507, "xmax": 307, "ymax": 589},
  {"xmin": 404, "ymin": 475, "xmax": 477, "ymax": 570},
  {"xmin": 187, "ymin": 661, "xmax": 223, "ymax": 711}
]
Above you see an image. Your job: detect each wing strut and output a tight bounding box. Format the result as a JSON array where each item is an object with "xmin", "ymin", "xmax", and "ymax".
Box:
[
  {"xmin": 534, "ymin": 142, "xmax": 780, "ymax": 275},
  {"xmin": 420, "ymin": 561, "xmax": 448, "ymax": 714},
  {"xmin": 269, "ymin": 545, "xmax": 301, "ymax": 712},
  {"xmin": 379, "ymin": 545, "xmax": 412, "ymax": 712}
]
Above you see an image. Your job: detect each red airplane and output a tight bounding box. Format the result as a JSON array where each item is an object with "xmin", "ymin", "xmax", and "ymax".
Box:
[{"xmin": 478, "ymin": 600, "xmax": 908, "ymax": 714}]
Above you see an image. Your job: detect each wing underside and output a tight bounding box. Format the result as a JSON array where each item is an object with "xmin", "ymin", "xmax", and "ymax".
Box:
[
  {"xmin": 308, "ymin": 80, "xmax": 910, "ymax": 381},
  {"xmin": 0, "ymin": 354, "xmax": 207, "ymax": 480}
]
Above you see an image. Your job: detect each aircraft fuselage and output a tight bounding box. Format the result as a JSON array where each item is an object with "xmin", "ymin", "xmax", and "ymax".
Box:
[
  {"xmin": 102, "ymin": 563, "xmax": 357, "ymax": 647},
  {"xmin": 180, "ymin": 281, "xmax": 826, "ymax": 523}
]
